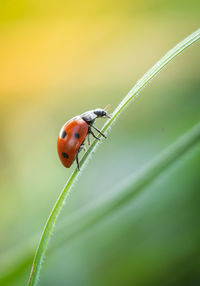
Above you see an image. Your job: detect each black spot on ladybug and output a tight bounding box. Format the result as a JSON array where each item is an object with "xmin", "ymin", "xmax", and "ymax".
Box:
[
  {"xmin": 74, "ymin": 133, "xmax": 80, "ymax": 139},
  {"xmin": 61, "ymin": 130, "xmax": 67, "ymax": 138},
  {"xmin": 62, "ymin": 152, "xmax": 69, "ymax": 159}
]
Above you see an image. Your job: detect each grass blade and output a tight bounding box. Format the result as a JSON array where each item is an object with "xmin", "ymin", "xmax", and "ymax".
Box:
[
  {"xmin": 1, "ymin": 121, "xmax": 199, "ymax": 286},
  {"xmin": 54, "ymin": 121, "xmax": 200, "ymax": 248},
  {"xmin": 28, "ymin": 28, "xmax": 200, "ymax": 285}
]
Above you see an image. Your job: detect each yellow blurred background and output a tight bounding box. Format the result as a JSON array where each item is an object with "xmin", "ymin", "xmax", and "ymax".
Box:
[{"xmin": 0, "ymin": 1, "xmax": 200, "ymax": 285}]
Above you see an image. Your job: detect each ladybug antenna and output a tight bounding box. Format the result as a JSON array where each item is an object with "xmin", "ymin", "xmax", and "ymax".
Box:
[
  {"xmin": 103, "ymin": 104, "xmax": 111, "ymax": 119},
  {"xmin": 104, "ymin": 104, "xmax": 111, "ymax": 112}
]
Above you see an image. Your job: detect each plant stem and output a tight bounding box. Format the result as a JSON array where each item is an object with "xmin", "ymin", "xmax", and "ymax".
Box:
[
  {"xmin": 28, "ymin": 28, "xmax": 200, "ymax": 286},
  {"xmin": 50, "ymin": 120, "xmax": 200, "ymax": 250},
  {"xmin": 1, "ymin": 121, "xmax": 199, "ymax": 285}
]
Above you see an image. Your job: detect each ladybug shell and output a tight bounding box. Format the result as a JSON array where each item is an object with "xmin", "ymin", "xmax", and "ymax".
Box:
[{"xmin": 57, "ymin": 117, "xmax": 88, "ymax": 168}]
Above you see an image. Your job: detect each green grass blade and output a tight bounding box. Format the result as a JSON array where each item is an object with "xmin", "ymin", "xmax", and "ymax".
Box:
[
  {"xmin": 28, "ymin": 28, "xmax": 200, "ymax": 286},
  {"xmin": 1, "ymin": 121, "xmax": 199, "ymax": 286},
  {"xmin": 53, "ymin": 121, "xmax": 200, "ymax": 249}
]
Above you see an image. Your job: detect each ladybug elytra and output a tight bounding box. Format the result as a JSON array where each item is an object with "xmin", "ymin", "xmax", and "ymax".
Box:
[{"xmin": 57, "ymin": 108, "xmax": 111, "ymax": 170}]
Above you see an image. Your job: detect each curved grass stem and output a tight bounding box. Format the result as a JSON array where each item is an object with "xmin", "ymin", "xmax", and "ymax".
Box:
[
  {"xmin": 49, "ymin": 120, "xmax": 200, "ymax": 251},
  {"xmin": 28, "ymin": 28, "xmax": 200, "ymax": 285}
]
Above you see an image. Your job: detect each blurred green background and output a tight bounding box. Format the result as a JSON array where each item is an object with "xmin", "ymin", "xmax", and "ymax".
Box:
[{"xmin": 0, "ymin": 1, "xmax": 200, "ymax": 285}]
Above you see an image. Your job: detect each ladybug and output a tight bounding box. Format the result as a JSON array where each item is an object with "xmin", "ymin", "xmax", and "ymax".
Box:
[{"xmin": 57, "ymin": 108, "xmax": 111, "ymax": 170}]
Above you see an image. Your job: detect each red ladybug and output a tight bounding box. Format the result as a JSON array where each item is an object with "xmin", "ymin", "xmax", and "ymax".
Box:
[{"xmin": 57, "ymin": 108, "xmax": 111, "ymax": 170}]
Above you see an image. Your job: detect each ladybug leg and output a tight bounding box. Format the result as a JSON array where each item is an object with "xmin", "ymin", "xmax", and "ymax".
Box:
[
  {"xmin": 90, "ymin": 129, "xmax": 101, "ymax": 141},
  {"xmin": 75, "ymin": 152, "xmax": 80, "ymax": 171},
  {"xmin": 76, "ymin": 144, "xmax": 86, "ymax": 171},
  {"xmin": 91, "ymin": 125, "xmax": 107, "ymax": 138},
  {"xmin": 87, "ymin": 134, "xmax": 90, "ymax": 146}
]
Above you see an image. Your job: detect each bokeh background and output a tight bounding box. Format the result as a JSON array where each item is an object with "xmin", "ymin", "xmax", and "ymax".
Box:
[{"xmin": 0, "ymin": 1, "xmax": 200, "ymax": 285}]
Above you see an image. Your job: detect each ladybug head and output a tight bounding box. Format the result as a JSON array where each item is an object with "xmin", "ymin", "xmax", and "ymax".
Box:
[{"xmin": 94, "ymin": 108, "xmax": 111, "ymax": 119}]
